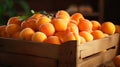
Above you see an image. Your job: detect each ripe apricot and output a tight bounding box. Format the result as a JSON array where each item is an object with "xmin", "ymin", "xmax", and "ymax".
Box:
[
  {"xmin": 0, "ymin": 25, "xmax": 6, "ymax": 33},
  {"xmin": 19, "ymin": 28, "xmax": 35, "ymax": 41},
  {"xmin": 36, "ymin": 16, "xmax": 51, "ymax": 29},
  {"xmin": 51, "ymin": 18, "xmax": 68, "ymax": 32},
  {"xmin": 115, "ymin": 25, "xmax": 120, "ymax": 33},
  {"xmin": 91, "ymin": 20, "xmax": 101, "ymax": 31},
  {"xmin": 78, "ymin": 19, "xmax": 93, "ymax": 32},
  {"xmin": 79, "ymin": 36, "xmax": 86, "ymax": 44},
  {"xmin": 55, "ymin": 31, "xmax": 76, "ymax": 43},
  {"xmin": 56, "ymin": 10, "xmax": 70, "ymax": 18},
  {"xmin": 67, "ymin": 22, "xmax": 79, "ymax": 34},
  {"xmin": 39, "ymin": 22, "xmax": 55, "ymax": 36},
  {"xmin": 114, "ymin": 55, "xmax": 120, "ymax": 67},
  {"xmin": 71, "ymin": 13, "xmax": 85, "ymax": 25},
  {"xmin": 6, "ymin": 24, "xmax": 21, "ymax": 35},
  {"xmin": 62, "ymin": 31, "xmax": 76, "ymax": 43},
  {"xmin": 32, "ymin": 32, "xmax": 47, "ymax": 43},
  {"xmin": 11, "ymin": 31, "xmax": 20, "ymax": 39},
  {"xmin": 91, "ymin": 30, "xmax": 105, "ymax": 40},
  {"xmin": 30, "ymin": 13, "xmax": 43, "ymax": 20},
  {"xmin": 7, "ymin": 17, "xmax": 21, "ymax": 26},
  {"xmin": 44, "ymin": 36, "xmax": 61, "ymax": 45},
  {"xmin": 21, "ymin": 18, "xmax": 37, "ymax": 31},
  {"xmin": 101, "ymin": 22, "xmax": 115, "ymax": 35},
  {"xmin": 0, "ymin": 25, "xmax": 9, "ymax": 38},
  {"xmin": 79, "ymin": 31, "xmax": 93, "ymax": 42},
  {"xmin": 0, "ymin": 30, "xmax": 10, "ymax": 38}
]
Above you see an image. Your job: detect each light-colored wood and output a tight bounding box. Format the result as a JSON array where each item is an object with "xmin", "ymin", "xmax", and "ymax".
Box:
[
  {"xmin": 77, "ymin": 33, "xmax": 119, "ymax": 59},
  {"xmin": 77, "ymin": 49, "xmax": 116, "ymax": 67}
]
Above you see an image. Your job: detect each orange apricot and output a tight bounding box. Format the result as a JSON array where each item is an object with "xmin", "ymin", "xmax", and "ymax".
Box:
[
  {"xmin": 62, "ymin": 31, "xmax": 76, "ymax": 43},
  {"xmin": 51, "ymin": 18, "xmax": 68, "ymax": 32},
  {"xmin": 67, "ymin": 22, "xmax": 79, "ymax": 34},
  {"xmin": 19, "ymin": 28, "xmax": 35, "ymax": 41},
  {"xmin": 44, "ymin": 36, "xmax": 61, "ymax": 45},
  {"xmin": 7, "ymin": 17, "xmax": 21, "ymax": 25},
  {"xmin": 36, "ymin": 16, "xmax": 51, "ymax": 29},
  {"xmin": 11, "ymin": 31, "xmax": 20, "ymax": 39},
  {"xmin": 91, "ymin": 20, "xmax": 101, "ymax": 31},
  {"xmin": 78, "ymin": 19, "xmax": 93, "ymax": 32},
  {"xmin": 32, "ymin": 32, "xmax": 47, "ymax": 43},
  {"xmin": 39, "ymin": 23, "xmax": 55, "ymax": 36},
  {"xmin": 0, "ymin": 25, "xmax": 6, "ymax": 33},
  {"xmin": 55, "ymin": 31, "xmax": 76, "ymax": 43},
  {"xmin": 101, "ymin": 22, "xmax": 115, "ymax": 35},
  {"xmin": 21, "ymin": 18, "xmax": 37, "ymax": 31},
  {"xmin": 30, "ymin": 13, "xmax": 43, "ymax": 20},
  {"xmin": 115, "ymin": 25, "xmax": 120, "ymax": 33},
  {"xmin": 71, "ymin": 13, "xmax": 85, "ymax": 25},
  {"xmin": 6, "ymin": 24, "xmax": 21, "ymax": 35},
  {"xmin": 91, "ymin": 30, "xmax": 105, "ymax": 40},
  {"xmin": 0, "ymin": 30, "xmax": 10, "ymax": 38},
  {"xmin": 79, "ymin": 31, "xmax": 93, "ymax": 42},
  {"xmin": 79, "ymin": 36, "xmax": 86, "ymax": 44},
  {"xmin": 56, "ymin": 10, "xmax": 70, "ymax": 18}
]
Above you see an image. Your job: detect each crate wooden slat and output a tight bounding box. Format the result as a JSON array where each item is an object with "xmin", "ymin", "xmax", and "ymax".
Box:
[
  {"xmin": 77, "ymin": 33, "xmax": 119, "ymax": 59},
  {"xmin": 77, "ymin": 49, "xmax": 117, "ymax": 67},
  {"xmin": 0, "ymin": 33, "xmax": 119, "ymax": 67}
]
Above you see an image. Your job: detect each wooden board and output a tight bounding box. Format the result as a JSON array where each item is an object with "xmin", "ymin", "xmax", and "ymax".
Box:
[
  {"xmin": 77, "ymin": 49, "xmax": 117, "ymax": 67},
  {"xmin": 77, "ymin": 33, "xmax": 119, "ymax": 59}
]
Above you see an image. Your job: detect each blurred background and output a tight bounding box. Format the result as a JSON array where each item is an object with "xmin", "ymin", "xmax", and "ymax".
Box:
[{"xmin": 0, "ymin": 0, "xmax": 120, "ymax": 25}]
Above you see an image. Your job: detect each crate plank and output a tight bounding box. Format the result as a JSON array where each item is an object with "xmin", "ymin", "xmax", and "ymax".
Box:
[
  {"xmin": 77, "ymin": 49, "xmax": 116, "ymax": 67},
  {"xmin": 0, "ymin": 38, "xmax": 59, "ymax": 59},
  {"xmin": 0, "ymin": 52, "xmax": 57, "ymax": 67},
  {"xmin": 77, "ymin": 33, "xmax": 119, "ymax": 59}
]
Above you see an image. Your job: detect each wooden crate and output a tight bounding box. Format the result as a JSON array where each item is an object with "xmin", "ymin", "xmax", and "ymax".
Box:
[{"xmin": 0, "ymin": 33, "xmax": 119, "ymax": 67}]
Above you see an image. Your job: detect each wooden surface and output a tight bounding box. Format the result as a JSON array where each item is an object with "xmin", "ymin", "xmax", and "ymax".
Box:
[
  {"xmin": 77, "ymin": 33, "xmax": 119, "ymax": 59},
  {"xmin": 0, "ymin": 33, "xmax": 119, "ymax": 67},
  {"xmin": 77, "ymin": 49, "xmax": 116, "ymax": 67}
]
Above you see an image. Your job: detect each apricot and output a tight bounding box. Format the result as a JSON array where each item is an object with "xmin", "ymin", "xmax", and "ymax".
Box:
[
  {"xmin": 56, "ymin": 10, "xmax": 70, "ymax": 18},
  {"xmin": 32, "ymin": 32, "xmax": 47, "ymax": 43},
  {"xmin": 115, "ymin": 25, "xmax": 120, "ymax": 33},
  {"xmin": 51, "ymin": 18, "xmax": 68, "ymax": 32},
  {"xmin": 79, "ymin": 36, "xmax": 86, "ymax": 44},
  {"xmin": 6, "ymin": 24, "xmax": 21, "ymax": 35},
  {"xmin": 39, "ymin": 23, "xmax": 55, "ymax": 36},
  {"xmin": 114, "ymin": 55, "xmax": 120, "ymax": 67},
  {"xmin": 44, "ymin": 36, "xmax": 61, "ymax": 45},
  {"xmin": 67, "ymin": 22, "xmax": 79, "ymax": 34},
  {"xmin": 71, "ymin": 13, "xmax": 85, "ymax": 25},
  {"xmin": 62, "ymin": 31, "xmax": 76, "ymax": 43},
  {"xmin": 21, "ymin": 18, "xmax": 37, "ymax": 31},
  {"xmin": 79, "ymin": 31, "xmax": 93, "ymax": 42},
  {"xmin": 78, "ymin": 19, "xmax": 93, "ymax": 32},
  {"xmin": 91, "ymin": 20, "xmax": 101, "ymax": 31},
  {"xmin": 91, "ymin": 30, "xmax": 105, "ymax": 40},
  {"xmin": 19, "ymin": 28, "xmax": 35, "ymax": 41},
  {"xmin": 11, "ymin": 31, "xmax": 20, "ymax": 39},
  {"xmin": 30, "ymin": 13, "xmax": 43, "ymax": 20},
  {"xmin": 55, "ymin": 31, "xmax": 76, "ymax": 43},
  {"xmin": 7, "ymin": 17, "xmax": 21, "ymax": 25},
  {"xmin": 101, "ymin": 22, "xmax": 115, "ymax": 35},
  {"xmin": 0, "ymin": 25, "xmax": 6, "ymax": 33},
  {"xmin": 0, "ymin": 30, "xmax": 10, "ymax": 38},
  {"xmin": 0, "ymin": 25, "xmax": 9, "ymax": 38},
  {"xmin": 36, "ymin": 16, "xmax": 51, "ymax": 29}
]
